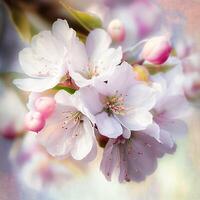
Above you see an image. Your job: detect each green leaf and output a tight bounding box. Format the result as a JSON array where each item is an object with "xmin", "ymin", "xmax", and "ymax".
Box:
[
  {"xmin": 144, "ymin": 64, "xmax": 174, "ymax": 75},
  {"xmin": 53, "ymin": 85, "xmax": 76, "ymax": 94},
  {"xmin": 59, "ymin": 0, "xmax": 102, "ymax": 32},
  {"xmin": 5, "ymin": 3, "xmax": 37, "ymax": 43}
]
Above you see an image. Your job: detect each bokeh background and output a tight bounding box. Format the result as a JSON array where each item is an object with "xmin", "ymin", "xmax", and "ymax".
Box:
[{"xmin": 0, "ymin": 0, "xmax": 200, "ymax": 200}]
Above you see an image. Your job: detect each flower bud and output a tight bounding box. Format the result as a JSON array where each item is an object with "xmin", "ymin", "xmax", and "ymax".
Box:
[
  {"xmin": 35, "ymin": 97, "xmax": 56, "ymax": 119},
  {"xmin": 141, "ymin": 36, "xmax": 172, "ymax": 65},
  {"xmin": 24, "ymin": 111, "xmax": 45, "ymax": 132},
  {"xmin": 132, "ymin": 65, "xmax": 149, "ymax": 82},
  {"xmin": 107, "ymin": 19, "xmax": 126, "ymax": 43}
]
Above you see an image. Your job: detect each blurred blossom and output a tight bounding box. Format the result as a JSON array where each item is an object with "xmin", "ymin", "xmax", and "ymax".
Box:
[
  {"xmin": 10, "ymin": 133, "xmax": 73, "ymax": 191},
  {"xmin": 85, "ymin": 0, "xmax": 162, "ymax": 49},
  {"xmin": 0, "ymin": 82, "xmax": 26, "ymax": 139}
]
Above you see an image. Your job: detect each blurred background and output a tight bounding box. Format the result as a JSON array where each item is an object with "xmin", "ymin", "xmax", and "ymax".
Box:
[{"xmin": 0, "ymin": 0, "xmax": 200, "ymax": 199}]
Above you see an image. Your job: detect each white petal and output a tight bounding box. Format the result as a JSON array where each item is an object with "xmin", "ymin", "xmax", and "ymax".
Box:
[
  {"xmin": 159, "ymin": 119, "xmax": 187, "ymax": 138},
  {"xmin": 38, "ymin": 105, "xmax": 76, "ymax": 157},
  {"xmin": 69, "ymin": 70, "xmax": 91, "ymax": 88},
  {"xmin": 31, "ymin": 31, "xmax": 65, "ymax": 64},
  {"xmin": 13, "ymin": 77, "xmax": 60, "ymax": 92},
  {"xmin": 82, "ymin": 141, "xmax": 97, "ymax": 162},
  {"xmin": 55, "ymin": 90, "xmax": 74, "ymax": 107},
  {"xmin": 95, "ymin": 112, "xmax": 123, "ymax": 138},
  {"xmin": 126, "ymin": 83, "xmax": 157, "ymax": 110},
  {"xmin": 142, "ymin": 122, "xmax": 160, "ymax": 141},
  {"xmin": 19, "ymin": 48, "xmax": 47, "ymax": 77},
  {"xmin": 94, "ymin": 47, "xmax": 122, "ymax": 73},
  {"xmin": 117, "ymin": 108, "xmax": 153, "ymax": 131},
  {"xmin": 155, "ymin": 95, "xmax": 188, "ymax": 119},
  {"xmin": 68, "ymin": 38, "xmax": 88, "ymax": 72},
  {"xmin": 78, "ymin": 87, "xmax": 103, "ymax": 115},
  {"xmin": 86, "ymin": 29, "xmax": 111, "ymax": 61},
  {"xmin": 159, "ymin": 129, "xmax": 174, "ymax": 148},
  {"xmin": 52, "ymin": 19, "xmax": 76, "ymax": 45},
  {"xmin": 27, "ymin": 92, "xmax": 41, "ymax": 110},
  {"xmin": 94, "ymin": 62, "xmax": 135, "ymax": 96},
  {"xmin": 71, "ymin": 117, "xmax": 94, "ymax": 160},
  {"xmin": 122, "ymin": 127, "xmax": 131, "ymax": 139}
]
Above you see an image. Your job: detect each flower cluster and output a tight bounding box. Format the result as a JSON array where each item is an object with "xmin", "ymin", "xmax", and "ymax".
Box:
[{"xmin": 14, "ymin": 19, "xmax": 188, "ymax": 182}]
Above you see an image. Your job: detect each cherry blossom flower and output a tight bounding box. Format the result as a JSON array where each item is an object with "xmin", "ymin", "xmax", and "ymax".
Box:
[
  {"xmin": 144, "ymin": 66, "xmax": 188, "ymax": 147},
  {"xmin": 68, "ymin": 28, "xmax": 122, "ymax": 87},
  {"xmin": 13, "ymin": 19, "xmax": 76, "ymax": 92},
  {"xmin": 100, "ymin": 132, "xmax": 176, "ymax": 182},
  {"xmin": 36, "ymin": 90, "xmax": 96, "ymax": 160},
  {"xmin": 78, "ymin": 62, "xmax": 157, "ymax": 138}
]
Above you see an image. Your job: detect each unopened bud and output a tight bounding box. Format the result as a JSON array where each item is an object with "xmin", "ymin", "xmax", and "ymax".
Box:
[
  {"xmin": 141, "ymin": 36, "xmax": 172, "ymax": 65},
  {"xmin": 24, "ymin": 111, "xmax": 45, "ymax": 132},
  {"xmin": 107, "ymin": 19, "xmax": 126, "ymax": 43},
  {"xmin": 35, "ymin": 97, "xmax": 56, "ymax": 119}
]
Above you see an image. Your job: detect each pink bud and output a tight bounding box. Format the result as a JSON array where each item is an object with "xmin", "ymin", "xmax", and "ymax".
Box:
[
  {"xmin": 24, "ymin": 111, "xmax": 45, "ymax": 132},
  {"xmin": 141, "ymin": 36, "xmax": 172, "ymax": 65},
  {"xmin": 34, "ymin": 97, "xmax": 56, "ymax": 119},
  {"xmin": 107, "ymin": 19, "xmax": 126, "ymax": 43}
]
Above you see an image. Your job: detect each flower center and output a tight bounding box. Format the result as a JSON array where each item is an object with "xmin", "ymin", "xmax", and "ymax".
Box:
[
  {"xmin": 103, "ymin": 92, "xmax": 125, "ymax": 115},
  {"xmin": 87, "ymin": 63, "xmax": 100, "ymax": 79},
  {"xmin": 61, "ymin": 111, "xmax": 83, "ymax": 130}
]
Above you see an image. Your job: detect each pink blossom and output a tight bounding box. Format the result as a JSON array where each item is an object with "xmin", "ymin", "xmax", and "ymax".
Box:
[
  {"xmin": 37, "ymin": 90, "xmax": 96, "ymax": 160},
  {"xmin": 68, "ymin": 28, "xmax": 122, "ymax": 87},
  {"xmin": 100, "ymin": 132, "xmax": 176, "ymax": 182},
  {"xmin": 13, "ymin": 19, "xmax": 76, "ymax": 92},
  {"xmin": 78, "ymin": 62, "xmax": 158, "ymax": 138},
  {"xmin": 144, "ymin": 67, "xmax": 189, "ymax": 147}
]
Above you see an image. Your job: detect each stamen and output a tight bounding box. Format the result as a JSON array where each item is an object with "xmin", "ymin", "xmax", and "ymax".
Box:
[
  {"xmin": 61, "ymin": 111, "xmax": 82, "ymax": 130},
  {"xmin": 87, "ymin": 63, "xmax": 99, "ymax": 79},
  {"xmin": 104, "ymin": 91, "xmax": 125, "ymax": 115}
]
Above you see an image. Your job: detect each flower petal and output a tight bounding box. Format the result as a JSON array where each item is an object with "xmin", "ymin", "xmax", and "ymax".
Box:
[
  {"xmin": 31, "ymin": 31, "xmax": 65, "ymax": 64},
  {"xmin": 94, "ymin": 62, "xmax": 135, "ymax": 96},
  {"xmin": 95, "ymin": 112, "xmax": 123, "ymax": 138},
  {"xmin": 100, "ymin": 139, "xmax": 120, "ymax": 181},
  {"xmin": 155, "ymin": 95, "xmax": 189, "ymax": 119},
  {"xmin": 117, "ymin": 108, "xmax": 153, "ymax": 131},
  {"xmin": 142, "ymin": 122, "xmax": 160, "ymax": 141},
  {"xmin": 125, "ymin": 83, "xmax": 157, "ymax": 110},
  {"xmin": 94, "ymin": 47, "xmax": 122, "ymax": 74},
  {"xmin": 13, "ymin": 77, "xmax": 60, "ymax": 92},
  {"xmin": 54, "ymin": 90, "xmax": 74, "ymax": 107},
  {"xmin": 37, "ymin": 105, "xmax": 76, "ymax": 157},
  {"xmin": 159, "ymin": 119, "xmax": 187, "ymax": 138},
  {"xmin": 78, "ymin": 87, "xmax": 103, "ymax": 115},
  {"xmin": 122, "ymin": 127, "xmax": 131, "ymax": 139},
  {"xmin": 68, "ymin": 38, "xmax": 88, "ymax": 73},
  {"xmin": 86, "ymin": 29, "xmax": 111, "ymax": 62},
  {"xmin": 71, "ymin": 117, "xmax": 94, "ymax": 160},
  {"xmin": 52, "ymin": 19, "xmax": 76, "ymax": 46},
  {"xmin": 159, "ymin": 129, "xmax": 174, "ymax": 148}
]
